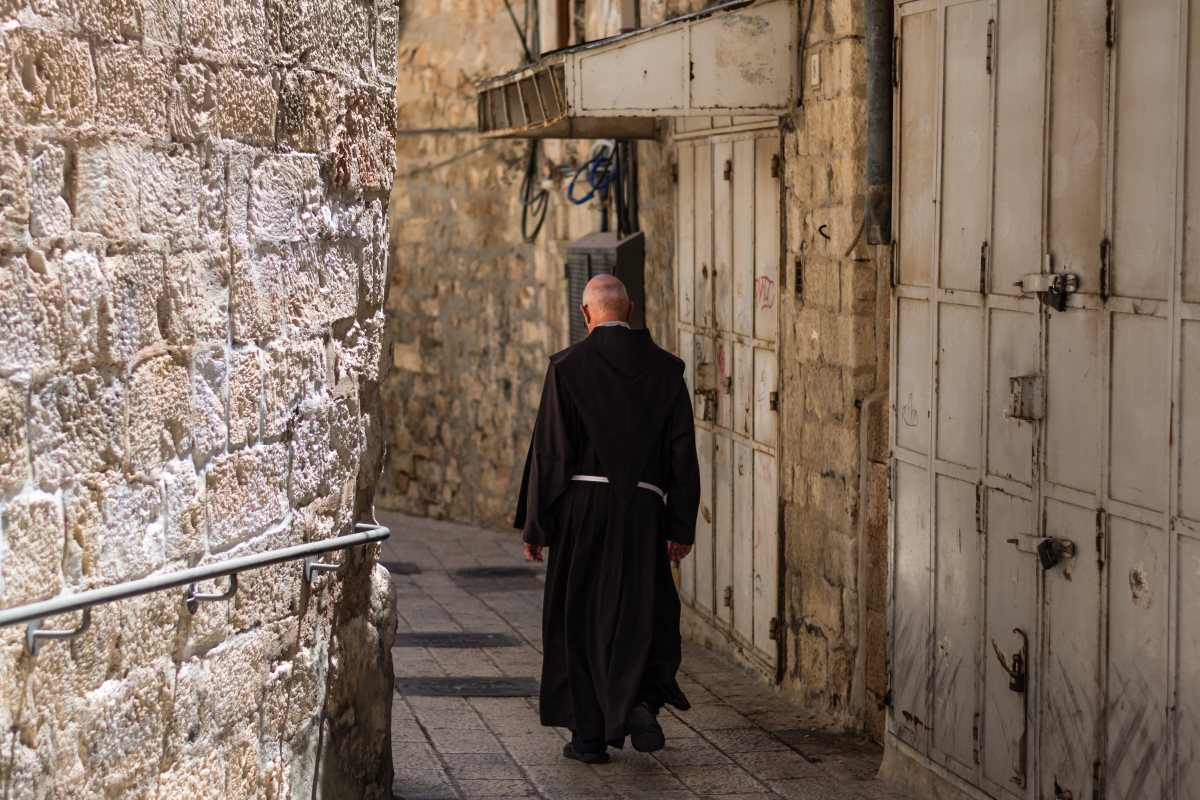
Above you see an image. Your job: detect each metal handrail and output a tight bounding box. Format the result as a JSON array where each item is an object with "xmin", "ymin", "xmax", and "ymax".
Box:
[{"xmin": 0, "ymin": 522, "xmax": 390, "ymax": 654}]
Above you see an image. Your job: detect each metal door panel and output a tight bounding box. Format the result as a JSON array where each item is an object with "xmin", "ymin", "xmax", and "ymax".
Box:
[
  {"xmin": 753, "ymin": 347, "xmax": 778, "ymax": 446},
  {"xmin": 1186, "ymin": 0, "xmax": 1200, "ymax": 304},
  {"xmin": 694, "ymin": 141, "xmax": 713, "ymax": 329},
  {"xmin": 1045, "ymin": 309, "xmax": 1102, "ymax": 494},
  {"xmin": 733, "ymin": 441, "xmax": 754, "ymax": 642},
  {"xmin": 936, "ymin": 303, "xmax": 983, "ymax": 469},
  {"xmin": 713, "ymin": 140, "xmax": 734, "ymax": 333},
  {"xmin": 1109, "ymin": 313, "xmax": 1170, "ymax": 513},
  {"xmin": 1040, "ymin": 498, "xmax": 1102, "ymax": 800},
  {"xmin": 990, "ymin": 0, "xmax": 1047, "ymax": 297},
  {"xmin": 932, "ymin": 474, "xmax": 981, "ymax": 773},
  {"xmin": 898, "ymin": 8, "xmax": 938, "ymax": 288},
  {"xmin": 694, "ymin": 426, "xmax": 715, "ymax": 612},
  {"xmin": 732, "ymin": 138, "xmax": 755, "ymax": 338},
  {"xmin": 1046, "ymin": 0, "xmax": 1107, "ymax": 288},
  {"xmin": 734, "ymin": 341, "xmax": 753, "ymax": 438},
  {"xmin": 892, "ymin": 459, "xmax": 932, "ymax": 751},
  {"xmin": 695, "ymin": 334, "xmax": 716, "ymax": 420},
  {"xmin": 983, "ymin": 489, "xmax": 1036, "ymax": 796},
  {"xmin": 1111, "ymin": 0, "xmax": 1180, "ymax": 302},
  {"xmin": 896, "ymin": 298, "xmax": 932, "ymax": 455},
  {"xmin": 1175, "ymin": 533, "xmax": 1200, "ymax": 794},
  {"xmin": 752, "ymin": 450, "xmax": 778, "ymax": 659},
  {"xmin": 681, "ymin": 330, "xmax": 696, "ymax": 409},
  {"xmin": 1180, "ymin": 320, "xmax": 1200, "ymax": 523},
  {"xmin": 679, "ymin": 332, "xmax": 698, "ymax": 606},
  {"xmin": 677, "ymin": 143, "xmax": 696, "ymax": 325},
  {"xmin": 938, "ymin": 0, "xmax": 991, "ymax": 292},
  {"xmin": 754, "ymin": 137, "xmax": 780, "ymax": 342},
  {"xmin": 714, "ymin": 433, "xmax": 733, "ymax": 625},
  {"xmin": 715, "ymin": 338, "xmax": 733, "ymax": 431},
  {"xmin": 986, "ymin": 308, "xmax": 1037, "ymax": 485},
  {"xmin": 1106, "ymin": 515, "xmax": 1169, "ymax": 800}
]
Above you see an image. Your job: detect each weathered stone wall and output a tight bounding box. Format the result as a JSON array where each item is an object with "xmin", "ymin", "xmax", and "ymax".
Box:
[
  {"xmin": 383, "ymin": 0, "xmax": 891, "ymax": 741},
  {"xmin": 0, "ymin": 0, "xmax": 398, "ymax": 796}
]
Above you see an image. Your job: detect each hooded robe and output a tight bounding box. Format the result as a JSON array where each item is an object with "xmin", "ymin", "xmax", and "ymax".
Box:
[{"xmin": 513, "ymin": 325, "xmax": 702, "ymax": 745}]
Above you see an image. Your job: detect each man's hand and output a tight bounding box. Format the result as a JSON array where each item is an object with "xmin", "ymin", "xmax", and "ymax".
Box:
[
  {"xmin": 523, "ymin": 543, "xmax": 543, "ymax": 563},
  {"xmin": 667, "ymin": 541, "xmax": 693, "ymax": 562}
]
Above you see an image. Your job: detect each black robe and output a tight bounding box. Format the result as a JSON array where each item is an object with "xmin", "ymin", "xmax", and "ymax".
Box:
[{"xmin": 513, "ymin": 326, "xmax": 702, "ymax": 745}]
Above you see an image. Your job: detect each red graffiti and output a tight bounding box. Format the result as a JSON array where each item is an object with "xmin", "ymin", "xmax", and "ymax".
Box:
[{"xmin": 755, "ymin": 275, "xmax": 776, "ymax": 310}]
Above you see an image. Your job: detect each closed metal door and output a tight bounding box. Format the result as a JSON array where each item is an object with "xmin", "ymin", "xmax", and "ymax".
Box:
[
  {"xmin": 891, "ymin": 0, "xmax": 1199, "ymax": 797},
  {"xmin": 676, "ymin": 122, "xmax": 781, "ymax": 669}
]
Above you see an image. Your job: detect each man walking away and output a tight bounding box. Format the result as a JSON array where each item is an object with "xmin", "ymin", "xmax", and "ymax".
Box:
[{"xmin": 514, "ymin": 274, "xmax": 702, "ymax": 764}]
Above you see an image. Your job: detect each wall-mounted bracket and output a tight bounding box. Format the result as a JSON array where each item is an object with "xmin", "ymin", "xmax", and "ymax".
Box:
[
  {"xmin": 304, "ymin": 555, "xmax": 343, "ymax": 584},
  {"xmin": 185, "ymin": 574, "xmax": 238, "ymax": 614},
  {"xmin": 26, "ymin": 609, "xmax": 91, "ymax": 656}
]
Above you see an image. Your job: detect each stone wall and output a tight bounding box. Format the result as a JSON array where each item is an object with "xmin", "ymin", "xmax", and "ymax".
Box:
[
  {"xmin": 383, "ymin": 0, "xmax": 891, "ymax": 741},
  {"xmin": 0, "ymin": 0, "xmax": 398, "ymax": 796}
]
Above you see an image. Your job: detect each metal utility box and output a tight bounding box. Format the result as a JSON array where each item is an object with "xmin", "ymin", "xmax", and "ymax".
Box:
[{"xmin": 566, "ymin": 231, "xmax": 645, "ymax": 344}]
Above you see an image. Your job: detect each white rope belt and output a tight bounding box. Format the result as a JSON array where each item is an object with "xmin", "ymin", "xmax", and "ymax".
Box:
[{"xmin": 571, "ymin": 475, "xmax": 667, "ymax": 502}]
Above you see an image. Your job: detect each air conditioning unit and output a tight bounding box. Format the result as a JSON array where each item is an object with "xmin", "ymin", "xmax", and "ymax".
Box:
[{"xmin": 565, "ymin": 231, "xmax": 645, "ymax": 344}]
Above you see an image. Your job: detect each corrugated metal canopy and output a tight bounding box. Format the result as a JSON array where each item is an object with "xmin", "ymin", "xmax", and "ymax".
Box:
[{"xmin": 476, "ymin": 0, "xmax": 797, "ymax": 139}]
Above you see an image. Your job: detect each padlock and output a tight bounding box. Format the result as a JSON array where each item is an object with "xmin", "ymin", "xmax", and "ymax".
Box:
[
  {"xmin": 1046, "ymin": 285, "xmax": 1068, "ymax": 311},
  {"xmin": 1037, "ymin": 538, "xmax": 1059, "ymax": 570},
  {"xmin": 1009, "ymin": 652, "xmax": 1025, "ymax": 693}
]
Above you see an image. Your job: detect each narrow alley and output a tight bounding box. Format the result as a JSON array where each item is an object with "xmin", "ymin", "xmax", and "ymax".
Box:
[{"xmin": 382, "ymin": 511, "xmax": 914, "ymax": 800}]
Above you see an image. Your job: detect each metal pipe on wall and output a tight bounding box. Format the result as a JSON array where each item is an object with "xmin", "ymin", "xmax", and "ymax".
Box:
[{"xmin": 863, "ymin": 0, "xmax": 893, "ymax": 245}]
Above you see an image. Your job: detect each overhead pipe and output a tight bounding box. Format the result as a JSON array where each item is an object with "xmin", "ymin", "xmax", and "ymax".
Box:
[{"xmin": 863, "ymin": 0, "xmax": 893, "ymax": 244}]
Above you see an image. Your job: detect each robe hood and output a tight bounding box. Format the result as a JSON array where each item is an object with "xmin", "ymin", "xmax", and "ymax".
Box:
[{"xmin": 551, "ymin": 326, "xmax": 685, "ymax": 512}]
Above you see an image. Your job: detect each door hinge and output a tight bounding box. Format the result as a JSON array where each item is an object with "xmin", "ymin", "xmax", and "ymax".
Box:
[
  {"xmin": 1105, "ymin": 0, "xmax": 1115, "ymax": 48},
  {"xmin": 723, "ymin": 585, "xmax": 733, "ymax": 607},
  {"xmin": 769, "ymin": 390, "xmax": 779, "ymax": 411},
  {"xmin": 1096, "ymin": 509, "xmax": 1107, "ymax": 568},
  {"xmin": 887, "ymin": 458, "xmax": 895, "ymax": 502},
  {"xmin": 723, "ymin": 159, "xmax": 732, "ymax": 181},
  {"xmin": 972, "ymin": 713, "xmax": 981, "ymax": 765},
  {"xmin": 975, "ymin": 482, "xmax": 986, "ymax": 533},
  {"xmin": 892, "ymin": 35, "xmax": 900, "ymax": 88},
  {"xmin": 1093, "ymin": 761, "xmax": 1103, "ymax": 800},
  {"xmin": 671, "ymin": 162, "xmax": 678, "ymax": 183},
  {"xmin": 979, "ymin": 240, "xmax": 989, "ymax": 294},
  {"xmin": 771, "ymin": 154, "xmax": 780, "ymax": 178},
  {"xmin": 769, "ymin": 617, "xmax": 779, "ymax": 640},
  {"xmin": 1100, "ymin": 238, "xmax": 1111, "ymax": 300},
  {"xmin": 985, "ymin": 19, "xmax": 995, "ymax": 74},
  {"xmin": 889, "ymin": 240, "xmax": 898, "ymax": 287}
]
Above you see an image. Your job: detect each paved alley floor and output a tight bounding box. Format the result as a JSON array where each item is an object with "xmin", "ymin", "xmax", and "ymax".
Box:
[{"xmin": 380, "ymin": 511, "xmax": 914, "ymax": 800}]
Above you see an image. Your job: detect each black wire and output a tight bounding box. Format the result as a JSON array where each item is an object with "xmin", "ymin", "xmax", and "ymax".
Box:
[
  {"xmin": 520, "ymin": 140, "xmax": 548, "ymax": 243},
  {"xmin": 798, "ymin": 0, "xmax": 816, "ymax": 106},
  {"xmin": 503, "ymin": 0, "xmax": 536, "ymax": 64}
]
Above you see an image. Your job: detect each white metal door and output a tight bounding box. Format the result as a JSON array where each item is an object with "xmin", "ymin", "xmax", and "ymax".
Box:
[
  {"xmin": 891, "ymin": 0, "xmax": 1200, "ymax": 797},
  {"xmin": 676, "ymin": 122, "xmax": 781, "ymax": 668}
]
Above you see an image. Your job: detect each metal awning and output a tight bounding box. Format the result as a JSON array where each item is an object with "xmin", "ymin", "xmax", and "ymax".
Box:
[{"xmin": 476, "ymin": 0, "xmax": 798, "ymax": 139}]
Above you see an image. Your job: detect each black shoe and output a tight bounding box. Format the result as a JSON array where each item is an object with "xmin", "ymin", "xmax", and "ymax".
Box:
[
  {"xmin": 562, "ymin": 743, "xmax": 610, "ymax": 764},
  {"xmin": 625, "ymin": 702, "xmax": 665, "ymax": 753}
]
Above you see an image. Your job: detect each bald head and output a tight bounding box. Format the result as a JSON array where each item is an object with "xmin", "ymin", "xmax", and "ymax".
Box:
[{"xmin": 580, "ymin": 274, "xmax": 633, "ymax": 331}]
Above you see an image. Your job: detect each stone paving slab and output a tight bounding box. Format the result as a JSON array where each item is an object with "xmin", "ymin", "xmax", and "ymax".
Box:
[{"xmin": 381, "ymin": 511, "xmax": 914, "ymax": 800}]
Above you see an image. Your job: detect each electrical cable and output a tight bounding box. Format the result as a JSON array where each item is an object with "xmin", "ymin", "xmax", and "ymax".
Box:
[
  {"xmin": 520, "ymin": 139, "xmax": 549, "ymax": 243},
  {"xmin": 503, "ymin": 0, "xmax": 535, "ymax": 64}
]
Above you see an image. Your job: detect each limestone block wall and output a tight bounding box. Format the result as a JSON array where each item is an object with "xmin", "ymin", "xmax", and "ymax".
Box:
[{"xmin": 0, "ymin": 0, "xmax": 398, "ymax": 796}]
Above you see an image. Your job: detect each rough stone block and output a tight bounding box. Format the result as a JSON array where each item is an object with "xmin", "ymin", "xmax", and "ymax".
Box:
[
  {"xmin": 302, "ymin": 0, "xmax": 371, "ymax": 79},
  {"xmin": 141, "ymin": 147, "xmax": 201, "ymax": 238},
  {"xmin": 142, "ymin": 0, "xmax": 183, "ymax": 44},
  {"xmin": 2, "ymin": 29, "xmax": 96, "ymax": 127},
  {"xmin": 228, "ymin": 347, "xmax": 262, "ymax": 446},
  {"xmin": 374, "ymin": 2, "xmax": 398, "ymax": 86},
  {"xmin": 285, "ymin": 243, "xmax": 325, "ymax": 334},
  {"xmin": 77, "ymin": 0, "xmax": 142, "ymax": 39},
  {"xmin": 29, "ymin": 371, "xmax": 124, "ymax": 486},
  {"xmin": 82, "ymin": 665, "xmax": 173, "ymax": 797},
  {"xmin": 163, "ymin": 458, "xmax": 205, "ymax": 561},
  {"xmin": 0, "ymin": 378, "xmax": 29, "ymax": 493},
  {"xmin": 0, "ymin": 251, "xmax": 65, "ymax": 372},
  {"xmin": 97, "ymin": 480, "xmax": 165, "ymax": 582},
  {"xmin": 169, "ymin": 62, "xmax": 219, "ymax": 142},
  {"xmin": 277, "ymin": 70, "xmax": 342, "ymax": 152},
  {"xmin": 205, "ymin": 444, "xmax": 288, "ymax": 551},
  {"xmin": 331, "ymin": 88, "xmax": 396, "ymax": 191},
  {"xmin": 127, "ymin": 353, "xmax": 191, "ymax": 474},
  {"xmin": 0, "ymin": 492, "xmax": 63, "ymax": 606},
  {"xmin": 794, "ymin": 626, "xmax": 828, "ymax": 690},
  {"xmin": 250, "ymin": 156, "xmax": 322, "ymax": 242},
  {"xmin": 182, "ymin": 0, "xmax": 269, "ymax": 59},
  {"xmin": 192, "ymin": 345, "xmax": 228, "ymax": 458},
  {"xmin": 28, "ymin": 142, "xmax": 72, "ymax": 239},
  {"xmin": 801, "ymin": 574, "xmax": 843, "ymax": 636},
  {"xmin": 287, "ymin": 339, "xmax": 328, "ymax": 404},
  {"xmin": 219, "ymin": 67, "xmax": 278, "ymax": 147},
  {"xmin": 97, "ymin": 45, "xmax": 169, "ymax": 136},
  {"xmin": 162, "ymin": 250, "xmax": 230, "ymax": 344},
  {"xmin": 290, "ymin": 398, "xmax": 333, "ymax": 507},
  {"xmin": 59, "ymin": 249, "xmax": 106, "ymax": 364},
  {"xmin": 262, "ymin": 342, "xmax": 289, "ymax": 440},
  {"xmin": 0, "ymin": 138, "xmax": 29, "ymax": 239},
  {"xmin": 102, "ymin": 251, "xmax": 165, "ymax": 365},
  {"xmin": 231, "ymin": 245, "xmax": 287, "ymax": 342},
  {"xmin": 75, "ymin": 141, "xmax": 140, "ymax": 239},
  {"xmin": 320, "ymin": 238, "xmax": 361, "ymax": 323}
]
